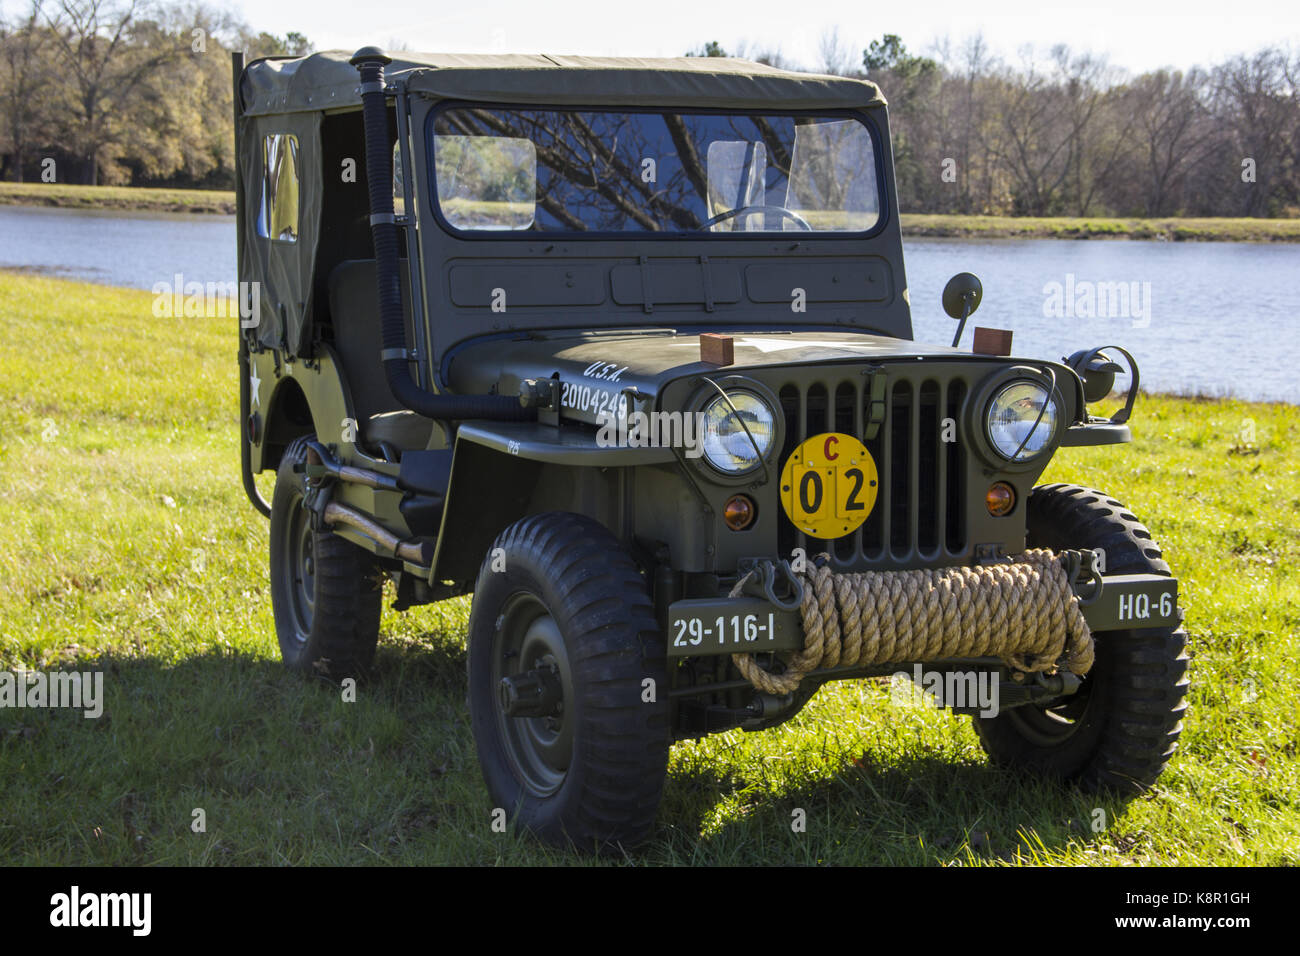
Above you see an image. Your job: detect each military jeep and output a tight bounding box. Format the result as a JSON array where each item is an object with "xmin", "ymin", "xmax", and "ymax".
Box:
[{"xmin": 232, "ymin": 48, "xmax": 1189, "ymax": 850}]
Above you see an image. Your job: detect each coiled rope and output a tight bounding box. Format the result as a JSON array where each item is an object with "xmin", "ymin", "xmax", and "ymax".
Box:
[{"xmin": 729, "ymin": 549, "xmax": 1094, "ymax": 695}]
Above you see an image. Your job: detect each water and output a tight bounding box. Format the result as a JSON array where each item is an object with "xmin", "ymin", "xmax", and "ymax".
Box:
[
  {"xmin": 904, "ymin": 237, "xmax": 1300, "ymax": 404},
  {"xmin": 0, "ymin": 204, "xmax": 236, "ymax": 290},
  {"xmin": 2, "ymin": 206, "xmax": 1296, "ymax": 402}
]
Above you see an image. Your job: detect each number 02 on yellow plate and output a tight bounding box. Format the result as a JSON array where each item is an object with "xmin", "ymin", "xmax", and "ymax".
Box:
[{"xmin": 778, "ymin": 433, "xmax": 878, "ymax": 539}]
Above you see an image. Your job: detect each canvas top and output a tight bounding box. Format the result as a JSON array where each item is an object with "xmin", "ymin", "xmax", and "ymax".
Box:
[{"xmin": 238, "ymin": 50, "xmax": 886, "ymax": 116}]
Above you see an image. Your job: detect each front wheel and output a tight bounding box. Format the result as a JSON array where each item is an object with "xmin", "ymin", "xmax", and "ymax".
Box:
[
  {"xmin": 973, "ymin": 484, "xmax": 1190, "ymax": 793},
  {"xmin": 467, "ymin": 512, "xmax": 669, "ymax": 850}
]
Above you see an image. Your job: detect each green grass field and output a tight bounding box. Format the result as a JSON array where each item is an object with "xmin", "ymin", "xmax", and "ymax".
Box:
[
  {"xmin": 0, "ymin": 182, "xmax": 235, "ymax": 215},
  {"xmin": 1, "ymin": 270, "xmax": 1296, "ymax": 865},
  {"xmin": 3, "ymin": 182, "xmax": 1300, "ymax": 240}
]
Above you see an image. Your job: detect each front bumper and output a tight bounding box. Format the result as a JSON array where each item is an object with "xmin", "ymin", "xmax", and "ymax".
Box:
[{"xmin": 666, "ymin": 567, "xmax": 1179, "ymax": 660}]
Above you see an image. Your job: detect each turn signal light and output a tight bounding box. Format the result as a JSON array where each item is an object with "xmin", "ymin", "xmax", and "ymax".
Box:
[
  {"xmin": 986, "ymin": 482, "xmax": 1016, "ymax": 517},
  {"xmin": 723, "ymin": 495, "xmax": 756, "ymax": 530}
]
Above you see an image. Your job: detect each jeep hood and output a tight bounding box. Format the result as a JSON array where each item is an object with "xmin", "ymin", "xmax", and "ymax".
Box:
[{"xmin": 445, "ymin": 329, "xmax": 1012, "ymax": 417}]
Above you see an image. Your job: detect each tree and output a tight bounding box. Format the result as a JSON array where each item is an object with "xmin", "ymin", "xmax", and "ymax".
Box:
[
  {"xmin": 43, "ymin": 0, "xmax": 191, "ymax": 184},
  {"xmin": 816, "ymin": 26, "xmax": 856, "ymax": 77},
  {"xmin": 685, "ymin": 41, "xmax": 727, "ymax": 58},
  {"xmin": 0, "ymin": 0, "xmax": 55, "ymax": 181},
  {"xmin": 862, "ymin": 33, "xmax": 936, "ymax": 81},
  {"xmin": 1115, "ymin": 69, "xmax": 1208, "ymax": 215},
  {"xmin": 241, "ymin": 28, "xmax": 313, "ymax": 58},
  {"xmin": 1205, "ymin": 48, "xmax": 1297, "ymax": 216},
  {"xmin": 861, "ymin": 34, "xmax": 940, "ymax": 213}
]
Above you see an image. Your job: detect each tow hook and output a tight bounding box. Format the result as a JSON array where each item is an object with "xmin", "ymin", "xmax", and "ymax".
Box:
[
  {"xmin": 736, "ymin": 558, "xmax": 804, "ymax": 611},
  {"xmin": 1061, "ymin": 549, "xmax": 1105, "ymax": 606}
]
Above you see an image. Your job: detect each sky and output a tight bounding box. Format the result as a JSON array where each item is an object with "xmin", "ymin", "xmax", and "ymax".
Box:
[
  {"xmin": 1, "ymin": 0, "xmax": 1294, "ymax": 74},
  {"xmin": 213, "ymin": 0, "xmax": 1297, "ymax": 75}
]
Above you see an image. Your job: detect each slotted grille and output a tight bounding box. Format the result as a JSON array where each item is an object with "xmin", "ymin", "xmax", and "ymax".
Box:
[{"xmin": 775, "ymin": 368, "xmax": 968, "ymax": 569}]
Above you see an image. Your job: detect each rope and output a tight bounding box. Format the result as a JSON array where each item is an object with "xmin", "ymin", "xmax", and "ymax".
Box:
[{"xmin": 728, "ymin": 549, "xmax": 1094, "ymax": 695}]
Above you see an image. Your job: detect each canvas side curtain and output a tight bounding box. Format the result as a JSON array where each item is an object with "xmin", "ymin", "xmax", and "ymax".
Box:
[{"xmin": 237, "ymin": 110, "xmax": 323, "ymax": 354}]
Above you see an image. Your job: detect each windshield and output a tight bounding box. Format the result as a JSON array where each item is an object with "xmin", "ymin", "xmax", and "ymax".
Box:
[{"xmin": 429, "ymin": 107, "xmax": 881, "ymax": 235}]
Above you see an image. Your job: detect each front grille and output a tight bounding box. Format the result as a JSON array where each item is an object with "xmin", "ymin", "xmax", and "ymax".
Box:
[{"xmin": 775, "ymin": 366, "xmax": 969, "ymax": 569}]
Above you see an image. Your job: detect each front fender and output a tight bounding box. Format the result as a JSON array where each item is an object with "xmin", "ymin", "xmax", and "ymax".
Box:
[{"xmin": 428, "ymin": 422, "xmax": 675, "ymax": 586}]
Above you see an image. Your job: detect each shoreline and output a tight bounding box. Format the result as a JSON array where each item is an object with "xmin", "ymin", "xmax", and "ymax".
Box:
[
  {"xmin": 3, "ymin": 183, "xmax": 1299, "ymax": 240},
  {"xmin": 0, "ymin": 182, "xmax": 234, "ymax": 215},
  {"xmin": 901, "ymin": 213, "xmax": 1300, "ymax": 243},
  {"xmin": 2, "ymin": 267, "xmax": 1295, "ymax": 407}
]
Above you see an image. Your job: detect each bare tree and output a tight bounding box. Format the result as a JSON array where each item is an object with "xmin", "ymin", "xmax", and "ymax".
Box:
[
  {"xmin": 816, "ymin": 26, "xmax": 856, "ymax": 77},
  {"xmin": 1119, "ymin": 69, "xmax": 1209, "ymax": 215},
  {"xmin": 731, "ymin": 39, "xmax": 797, "ymax": 72},
  {"xmin": 988, "ymin": 45, "xmax": 1115, "ymax": 216},
  {"xmin": 1207, "ymin": 48, "xmax": 1296, "ymax": 216}
]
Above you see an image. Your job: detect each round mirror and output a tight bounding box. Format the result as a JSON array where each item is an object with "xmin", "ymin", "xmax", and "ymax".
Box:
[{"xmin": 942, "ymin": 272, "xmax": 983, "ymax": 320}]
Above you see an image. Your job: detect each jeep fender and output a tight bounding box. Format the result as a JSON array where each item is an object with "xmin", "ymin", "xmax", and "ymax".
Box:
[{"xmin": 429, "ymin": 422, "xmax": 675, "ymax": 586}]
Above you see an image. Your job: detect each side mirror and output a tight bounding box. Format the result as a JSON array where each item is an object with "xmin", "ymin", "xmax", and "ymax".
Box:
[
  {"xmin": 943, "ymin": 272, "xmax": 982, "ymax": 348},
  {"xmin": 943, "ymin": 272, "xmax": 982, "ymax": 320}
]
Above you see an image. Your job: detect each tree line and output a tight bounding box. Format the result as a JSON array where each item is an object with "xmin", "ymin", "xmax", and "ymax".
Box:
[
  {"xmin": 0, "ymin": 0, "xmax": 309, "ymax": 186},
  {"xmin": 2, "ymin": 3, "xmax": 1296, "ymax": 219},
  {"xmin": 697, "ymin": 32, "xmax": 1300, "ymax": 218}
]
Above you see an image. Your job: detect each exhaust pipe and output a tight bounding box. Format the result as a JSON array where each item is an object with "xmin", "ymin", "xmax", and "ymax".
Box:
[
  {"xmin": 349, "ymin": 47, "xmax": 532, "ymax": 422},
  {"xmin": 304, "ymin": 440, "xmax": 401, "ymax": 491},
  {"xmin": 323, "ymin": 501, "xmax": 430, "ymax": 565}
]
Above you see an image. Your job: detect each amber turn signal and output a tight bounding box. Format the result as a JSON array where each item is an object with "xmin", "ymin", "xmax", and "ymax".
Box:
[
  {"xmin": 985, "ymin": 482, "xmax": 1016, "ymax": 516},
  {"xmin": 723, "ymin": 495, "xmax": 756, "ymax": 530}
]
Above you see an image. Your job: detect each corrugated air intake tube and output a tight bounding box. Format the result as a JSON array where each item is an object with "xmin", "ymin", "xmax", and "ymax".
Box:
[{"xmin": 349, "ymin": 47, "xmax": 532, "ymax": 421}]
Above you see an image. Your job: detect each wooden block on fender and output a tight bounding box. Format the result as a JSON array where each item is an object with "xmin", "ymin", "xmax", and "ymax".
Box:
[
  {"xmin": 972, "ymin": 327, "xmax": 1013, "ymax": 356},
  {"xmin": 700, "ymin": 333, "xmax": 734, "ymax": 366}
]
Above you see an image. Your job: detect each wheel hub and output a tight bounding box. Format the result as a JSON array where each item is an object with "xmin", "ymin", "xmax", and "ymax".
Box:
[
  {"xmin": 499, "ymin": 661, "xmax": 564, "ymax": 718},
  {"xmin": 288, "ymin": 505, "xmax": 316, "ymax": 638},
  {"xmin": 492, "ymin": 594, "xmax": 574, "ymax": 797}
]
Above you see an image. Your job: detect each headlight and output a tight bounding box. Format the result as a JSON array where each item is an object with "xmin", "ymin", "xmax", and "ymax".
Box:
[
  {"xmin": 986, "ymin": 381, "xmax": 1059, "ymax": 461},
  {"xmin": 700, "ymin": 391, "xmax": 775, "ymax": 473}
]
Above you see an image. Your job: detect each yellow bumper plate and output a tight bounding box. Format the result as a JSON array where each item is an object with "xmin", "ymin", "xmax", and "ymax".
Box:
[{"xmin": 778, "ymin": 432, "xmax": 878, "ymax": 539}]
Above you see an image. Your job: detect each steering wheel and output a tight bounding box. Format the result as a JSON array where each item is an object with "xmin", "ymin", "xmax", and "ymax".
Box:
[{"xmin": 703, "ymin": 204, "xmax": 813, "ymax": 231}]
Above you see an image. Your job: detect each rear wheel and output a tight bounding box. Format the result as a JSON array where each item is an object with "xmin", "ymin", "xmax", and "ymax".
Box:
[
  {"xmin": 973, "ymin": 483, "xmax": 1189, "ymax": 793},
  {"xmin": 269, "ymin": 436, "xmax": 382, "ymax": 679},
  {"xmin": 467, "ymin": 512, "xmax": 670, "ymax": 850}
]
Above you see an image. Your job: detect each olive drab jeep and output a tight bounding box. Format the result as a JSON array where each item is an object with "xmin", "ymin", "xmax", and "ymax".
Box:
[{"xmin": 232, "ymin": 47, "xmax": 1189, "ymax": 850}]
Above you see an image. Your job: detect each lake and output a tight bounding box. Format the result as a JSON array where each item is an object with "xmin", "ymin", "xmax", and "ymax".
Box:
[{"xmin": 1, "ymin": 205, "xmax": 1296, "ymax": 403}]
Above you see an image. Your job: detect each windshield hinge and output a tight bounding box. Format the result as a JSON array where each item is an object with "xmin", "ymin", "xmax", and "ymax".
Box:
[
  {"xmin": 699, "ymin": 255, "xmax": 715, "ymax": 312},
  {"xmin": 638, "ymin": 256, "xmax": 654, "ymax": 314}
]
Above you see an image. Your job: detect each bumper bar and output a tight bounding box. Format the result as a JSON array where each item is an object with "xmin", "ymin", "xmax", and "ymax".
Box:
[{"xmin": 666, "ymin": 570, "xmax": 1179, "ymax": 659}]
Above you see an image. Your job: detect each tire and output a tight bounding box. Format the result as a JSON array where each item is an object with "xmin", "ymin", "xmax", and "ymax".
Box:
[
  {"xmin": 972, "ymin": 483, "xmax": 1190, "ymax": 794},
  {"xmin": 269, "ymin": 435, "xmax": 383, "ymax": 679},
  {"xmin": 467, "ymin": 512, "xmax": 670, "ymax": 851}
]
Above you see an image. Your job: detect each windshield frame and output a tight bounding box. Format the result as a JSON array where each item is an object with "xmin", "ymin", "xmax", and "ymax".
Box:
[{"xmin": 423, "ymin": 101, "xmax": 890, "ymax": 241}]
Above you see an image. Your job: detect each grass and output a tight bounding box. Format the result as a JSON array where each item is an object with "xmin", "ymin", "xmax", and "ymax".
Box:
[
  {"xmin": 3, "ymin": 182, "xmax": 1299, "ymax": 240},
  {"xmin": 900, "ymin": 213, "xmax": 1300, "ymax": 242},
  {"xmin": 0, "ymin": 182, "xmax": 235, "ymax": 215},
  {"xmin": 1, "ymin": 269, "xmax": 1297, "ymax": 865}
]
